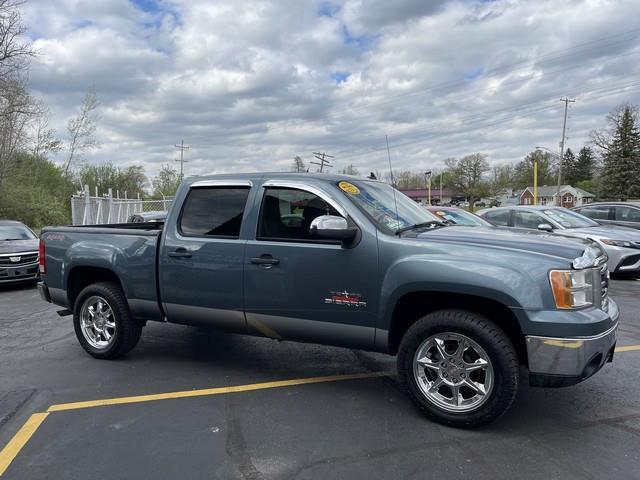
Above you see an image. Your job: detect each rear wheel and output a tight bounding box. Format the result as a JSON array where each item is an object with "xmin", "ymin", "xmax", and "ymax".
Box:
[
  {"xmin": 398, "ymin": 309, "xmax": 519, "ymax": 428},
  {"xmin": 73, "ymin": 282, "xmax": 142, "ymax": 359}
]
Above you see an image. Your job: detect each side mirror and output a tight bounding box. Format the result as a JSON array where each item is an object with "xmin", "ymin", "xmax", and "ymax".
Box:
[
  {"xmin": 310, "ymin": 215, "xmax": 358, "ymax": 244},
  {"xmin": 537, "ymin": 223, "xmax": 554, "ymax": 232}
]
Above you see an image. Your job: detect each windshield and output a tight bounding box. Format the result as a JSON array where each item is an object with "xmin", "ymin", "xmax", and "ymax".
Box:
[
  {"xmin": 543, "ymin": 208, "xmax": 600, "ymax": 228},
  {"xmin": 337, "ymin": 180, "xmax": 441, "ymax": 233},
  {"xmin": 432, "ymin": 209, "xmax": 491, "ymax": 227},
  {"xmin": 0, "ymin": 224, "xmax": 37, "ymax": 241}
]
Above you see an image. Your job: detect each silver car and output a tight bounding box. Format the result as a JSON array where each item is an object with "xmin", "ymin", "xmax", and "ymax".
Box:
[{"xmin": 477, "ymin": 205, "xmax": 640, "ymax": 275}]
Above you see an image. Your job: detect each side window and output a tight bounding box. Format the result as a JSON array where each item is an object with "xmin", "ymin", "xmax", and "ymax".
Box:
[
  {"xmin": 580, "ymin": 205, "xmax": 610, "ymax": 220},
  {"xmin": 258, "ymin": 187, "xmax": 341, "ymax": 241},
  {"xmin": 514, "ymin": 210, "xmax": 545, "ymax": 229},
  {"xmin": 615, "ymin": 206, "xmax": 640, "ymax": 222},
  {"xmin": 180, "ymin": 187, "xmax": 250, "ymax": 237},
  {"xmin": 483, "ymin": 209, "xmax": 510, "ymax": 226}
]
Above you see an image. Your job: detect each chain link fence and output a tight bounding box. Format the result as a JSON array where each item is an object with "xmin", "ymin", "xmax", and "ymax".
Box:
[{"xmin": 71, "ymin": 185, "xmax": 174, "ymax": 225}]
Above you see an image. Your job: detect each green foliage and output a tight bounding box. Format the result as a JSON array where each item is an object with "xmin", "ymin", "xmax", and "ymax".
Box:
[
  {"xmin": 79, "ymin": 162, "xmax": 148, "ymax": 198},
  {"xmin": 151, "ymin": 164, "xmax": 181, "ymax": 198},
  {"xmin": 512, "ymin": 150, "xmax": 556, "ymax": 189},
  {"xmin": 0, "ymin": 152, "xmax": 75, "ymax": 229},
  {"xmin": 593, "ymin": 104, "xmax": 640, "ymax": 200},
  {"xmin": 576, "ymin": 178, "xmax": 598, "ymax": 195},
  {"xmin": 445, "ymin": 153, "xmax": 490, "ymax": 210}
]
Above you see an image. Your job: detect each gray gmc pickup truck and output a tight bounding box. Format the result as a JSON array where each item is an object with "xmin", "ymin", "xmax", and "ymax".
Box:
[{"xmin": 38, "ymin": 173, "xmax": 619, "ymax": 427}]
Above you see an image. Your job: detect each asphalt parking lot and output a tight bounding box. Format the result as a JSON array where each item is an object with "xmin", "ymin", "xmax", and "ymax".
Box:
[{"xmin": 1, "ymin": 281, "xmax": 640, "ymax": 479}]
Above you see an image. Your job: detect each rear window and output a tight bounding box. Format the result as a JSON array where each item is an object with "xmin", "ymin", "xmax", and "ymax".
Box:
[{"xmin": 179, "ymin": 187, "xmax": 250, "ymax": 237}]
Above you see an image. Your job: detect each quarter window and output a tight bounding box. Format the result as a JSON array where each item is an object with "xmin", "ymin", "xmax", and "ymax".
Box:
[
  {"xmin": 258, "ymin": 187, "xmax": 341, "ymax": 242},
  {"xmin": 180, "ymin": 187, "xmax": 250, "ymax": 237}
]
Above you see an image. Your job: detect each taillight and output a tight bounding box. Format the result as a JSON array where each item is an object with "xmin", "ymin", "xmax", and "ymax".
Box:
[{"xmin": 39, "ymin": 238, "xmax": 46, "ymax": 274}]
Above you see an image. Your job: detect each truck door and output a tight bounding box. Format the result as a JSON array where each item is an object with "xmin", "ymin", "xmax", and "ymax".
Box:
[
  {"xmin": 158, "ymin": 180, "xmax": 252, "ymax": 332},
  {"xmin": 243, "ymin": 181, "xmax": 378, "ymax": 349}
]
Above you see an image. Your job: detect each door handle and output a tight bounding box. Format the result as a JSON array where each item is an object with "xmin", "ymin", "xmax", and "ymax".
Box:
[
  {"xmin": 167, "ymin": 248, "xmax": 192, "ymax": 258},
  {"xmin": 250, "ymin": 255, "xmax": 280, "ymax": 266}
]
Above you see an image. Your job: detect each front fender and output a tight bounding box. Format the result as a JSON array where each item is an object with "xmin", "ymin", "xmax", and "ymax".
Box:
[{"xmin": 378, "ymin": 254, "xmax": 547, "ymax": 332}]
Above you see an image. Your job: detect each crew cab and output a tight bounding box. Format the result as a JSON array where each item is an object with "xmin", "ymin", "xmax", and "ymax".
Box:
[{"xmin": 38, "ymin": 174, "xmax": 619, "ymax": 427}]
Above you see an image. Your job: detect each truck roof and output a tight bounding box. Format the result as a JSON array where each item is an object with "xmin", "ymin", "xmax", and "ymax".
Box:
[{"xmin": 182, "ymin": 172, "xmax": 381, "ymax": 185}]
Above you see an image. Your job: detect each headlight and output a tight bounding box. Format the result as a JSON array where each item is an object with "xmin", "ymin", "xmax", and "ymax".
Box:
[
  {"xmin": 549, "ymin": 269, "xmax": 594, "ymax": 309},
  {"xmin": 601, "ymin": 239, "xmax": 633, "ymax": 248}
]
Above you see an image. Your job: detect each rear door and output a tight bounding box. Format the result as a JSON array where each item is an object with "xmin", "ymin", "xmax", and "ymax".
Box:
[
  {"xmin": 243, "ymin": 181, "xmax": 378, "ymax": 349},
  {"xmin": 159, "ymin": 180, "xmax": 252, "ymax": 332}
]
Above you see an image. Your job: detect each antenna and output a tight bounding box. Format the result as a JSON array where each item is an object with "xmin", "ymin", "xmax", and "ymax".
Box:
[{"xmin": 386, "ymin": 135, "xmax": 400, "ymax": 229}]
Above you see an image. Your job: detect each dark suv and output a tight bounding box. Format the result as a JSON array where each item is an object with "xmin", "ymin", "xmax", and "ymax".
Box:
[{"xmin": 0, "ymin": 220, "xmax": 40, "ymax": 285}]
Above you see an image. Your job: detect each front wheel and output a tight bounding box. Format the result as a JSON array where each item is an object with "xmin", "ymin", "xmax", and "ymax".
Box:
[
  {"xmin": 73, "ymin": 282, "xmax": 142, "ymax": 359},
  {"xmin": 398, "ymin": 309, "xmax": 519, "ymax": 428}
]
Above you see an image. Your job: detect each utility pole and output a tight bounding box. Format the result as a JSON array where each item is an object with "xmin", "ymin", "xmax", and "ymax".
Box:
[
  {"xmin": 424, "ymin": 171, "xmax": 432, "ymax": 205},
  {"xmin": 174, "ymin": 140, "xmax": 190, "ymax": 181},
  {"xmin": 310, "ymin": 152, "xmax": 334, "ymax": 172},
  {"xmin": 556, "ymin": 97, "xmax": 575, "ymax": 204}
]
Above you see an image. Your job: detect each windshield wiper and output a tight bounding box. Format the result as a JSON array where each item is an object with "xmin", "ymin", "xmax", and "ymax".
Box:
[{"xmin": 396, "ymin": 220, "xmax": 447, "ymax": 235}]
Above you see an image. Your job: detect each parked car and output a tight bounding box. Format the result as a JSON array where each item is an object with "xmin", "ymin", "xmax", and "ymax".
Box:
[
  {"xmin": 38, "ymin": 174, "xmax": 617, "ymax": 428},
  {"xmin": 476, "ymin": 205, "xmax": 640, "ymax": 276},
  {"xmin": 573, "ymin": 202, "xmax": 640, "ymax": 230},
  {"xmin": 426, "ymin": 206, "xmax": 494, "ymax": 227},
  {"xmin": 0, "ymin": 220, "xmax": 40, "ymax": 285},
  {"xmin": 127, "ymin": 211, "xmax": 167, "ymax": 223}
]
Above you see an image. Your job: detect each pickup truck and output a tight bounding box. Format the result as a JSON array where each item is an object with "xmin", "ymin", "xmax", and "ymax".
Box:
[{"xmin": 38, "ymin": 173, "xmax": 619, "ymax": 428}]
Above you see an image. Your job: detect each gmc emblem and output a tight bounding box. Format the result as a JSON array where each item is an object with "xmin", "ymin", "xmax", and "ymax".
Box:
[{"xmin": 9, "ymin": 256, "xmax": 21, "ymax": 263}]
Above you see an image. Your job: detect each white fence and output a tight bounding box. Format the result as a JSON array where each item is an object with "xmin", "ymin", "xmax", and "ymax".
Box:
[{"xmin": 71, "ymin": 185, "xmax": 174, "ymax": 225}]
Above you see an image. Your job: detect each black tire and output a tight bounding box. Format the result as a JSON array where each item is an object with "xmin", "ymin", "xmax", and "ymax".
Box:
[
  {"xmin": 73, "ymin": 281, "xmax": 142, "ymax": 359},
  {"xmin": 397, "ymin": 309, "xmax": 519, "ymax": 428}
]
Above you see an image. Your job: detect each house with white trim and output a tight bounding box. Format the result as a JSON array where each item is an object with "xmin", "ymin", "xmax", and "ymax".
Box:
[{"xmin": 519, "ymin": 185, "xmax": 595, "ymax": 208}]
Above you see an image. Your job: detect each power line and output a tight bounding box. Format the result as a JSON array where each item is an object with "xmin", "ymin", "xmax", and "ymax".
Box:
[
  {"xmin": 310, "ymin": 152, "xmax": 334, "ymax": 172},
  {"xmin": 174, "ymin": 139, "xmax": 190, "ymax": 181}
]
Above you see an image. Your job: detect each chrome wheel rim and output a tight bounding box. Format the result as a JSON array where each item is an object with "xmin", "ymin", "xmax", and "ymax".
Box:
[
  {"xmin": 413, "ymin": 332, "xmax": 494, "ymax": 413},
  {"xmin": 80, "ymin": 295, "xmax": 116, "ymax": 349}
]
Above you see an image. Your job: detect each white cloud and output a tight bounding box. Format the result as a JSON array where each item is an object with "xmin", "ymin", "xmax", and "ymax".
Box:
[{"xmin": 22, "ymin": 0, "xmax": 640, "ymax": 179}]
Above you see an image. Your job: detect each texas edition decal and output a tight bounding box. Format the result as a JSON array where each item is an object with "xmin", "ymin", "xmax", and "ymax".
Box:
[{"xmin": 324, "ymin": 291, "xmax": 367, "ymax": 307}]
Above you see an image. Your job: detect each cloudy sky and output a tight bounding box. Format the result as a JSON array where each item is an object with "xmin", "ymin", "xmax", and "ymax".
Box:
[{"xmin": 23, "ymin": 0, "xmax": 640, "ymax": 179}]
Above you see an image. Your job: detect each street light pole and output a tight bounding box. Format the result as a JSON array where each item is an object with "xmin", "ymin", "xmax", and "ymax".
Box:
[{"xmin": 424, "ymin": 171, "xmax": 432, "ymax": 205}]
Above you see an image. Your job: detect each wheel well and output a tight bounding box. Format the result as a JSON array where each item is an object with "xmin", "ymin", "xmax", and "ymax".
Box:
[
  {"xmin": 388, "ymin": 292, "xmax": 527, "ymax": 366},
  {"xmin": 67, "ymin": 267, "xmax": 122, "ymax": 308}
]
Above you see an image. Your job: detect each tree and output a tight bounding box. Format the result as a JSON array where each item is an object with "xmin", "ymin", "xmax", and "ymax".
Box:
[
  {"xmin": 445, "ymin": 153, "xmax": 490, "ymax": 210},
  {"xmin": 152, "ymin": 164, "xmax": 181, "ymax": 198},
  {"xmin": 339, "ymin": 164, "xmax": 360, "ymax": 176},
  {"xmin": 512, "ymin": 150, "xmax": 556, "ymax": 189},
  {"xmin": 0, "ymin": 77, "xmax": 37, "ymax": 189},
  {"xmin": 291, "ymin": 155, "xmax": 306, "ymax": 172},
  {"xmin": 0, "ymin": 0, "xmax": 35, "ymax": 82},
  {"xmin": 574, "ymin": 146, "xmax": 596, "ymax": 184},
  {"xmin": 79, "ymin": 162, "xmax": 147, "ymax": 198},
  {"xmin": 30, "ymin": 102, "xmax": 62, "ymax": 158},
  {"xmin": 592, "ymin": 104, "xmax": 640, "ymax": 199},
  {"xmin": 64, "ymin": 89, "xmax": 100, "ymax": 176},
  {"xmin": 561, "ymin": 148, "xmax": 577, "ymax": 185}
]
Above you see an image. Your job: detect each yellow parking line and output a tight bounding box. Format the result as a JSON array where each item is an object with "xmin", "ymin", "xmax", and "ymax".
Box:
[
  {"xmin": 0, "ymin": 413, "xmax": 49, "ymax": 477},
  {"xmin": 47, "ymin": 371, "xmax": 389, "ymax": 412},
  {"xmin": 615, "ymin": 344, "xmax": 640, "ymax": 352}
]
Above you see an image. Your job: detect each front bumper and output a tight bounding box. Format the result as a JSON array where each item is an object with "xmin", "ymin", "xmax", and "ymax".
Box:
[
  {"xmin": 603, "ymin": 245, "xmax": 640, "ymax": 273},
  {"xmin": 526, "ymin": 304, "xmax": 618, "ymax": 387},
  {"xmin": 0, "ymin": 262, "xmax": 39, "ymax": 284}
]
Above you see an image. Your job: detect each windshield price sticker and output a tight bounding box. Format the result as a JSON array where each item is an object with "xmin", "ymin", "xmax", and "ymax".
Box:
[{"xmin": 339, "ymin": 181, "xmax": 360, "ymax": 195}]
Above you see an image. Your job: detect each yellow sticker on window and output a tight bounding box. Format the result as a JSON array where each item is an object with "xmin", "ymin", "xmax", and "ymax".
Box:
[{"xmin": 338, "ymin": 181, "xmax": 360, "ymax": 195}]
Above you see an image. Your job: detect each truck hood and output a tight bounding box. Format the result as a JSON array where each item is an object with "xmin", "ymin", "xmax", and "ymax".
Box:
[
  {"xmin": 410, "ymin": 226, "xmax": 589, "ymax": 262},
  {"xmin": 0, "ymin": 238, "xmax": 39, "ymax": 255}
]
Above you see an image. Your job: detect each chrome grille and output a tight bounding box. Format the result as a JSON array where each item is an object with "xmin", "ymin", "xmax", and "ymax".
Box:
[
  {"xmin": 599, "ymin": 263, "xmax": 609, "ymax": 311},
  {"xmin": 0, "ymin": 252, "xmax": 38, "ymax": 267}
]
